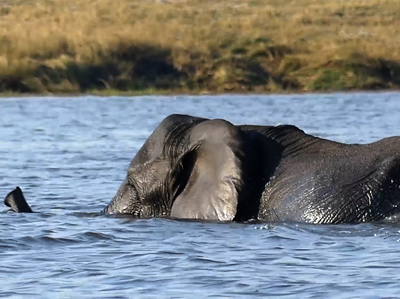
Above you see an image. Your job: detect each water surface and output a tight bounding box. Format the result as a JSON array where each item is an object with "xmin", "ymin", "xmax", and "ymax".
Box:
[{"xmin": 1, "ymin": 93, "xmax": 400, "ymax": 298}]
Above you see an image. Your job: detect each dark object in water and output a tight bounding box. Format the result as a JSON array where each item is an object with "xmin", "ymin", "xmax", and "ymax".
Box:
[{"xmin": 4, "ymin": 187, "xmax": 33, "ymax": 213}]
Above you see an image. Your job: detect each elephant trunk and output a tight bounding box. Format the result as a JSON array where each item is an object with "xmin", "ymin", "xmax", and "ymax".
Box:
[{"xmin": 103, "ymin": 179, "xmax": 140, "ymax": 215}]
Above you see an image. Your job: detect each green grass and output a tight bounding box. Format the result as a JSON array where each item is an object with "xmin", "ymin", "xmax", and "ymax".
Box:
[{"xmin": 1, "ymin": 0, "xmax": 400, "ymax": 94}]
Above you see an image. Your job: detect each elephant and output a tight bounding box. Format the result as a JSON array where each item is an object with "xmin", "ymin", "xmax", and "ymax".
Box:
[
  {"xmin": 5, "ymin": 114, "xmax": 400, "ymax": 224},
  {"xmin": 103, "ymin": 114, "xmax": 400, "ymax": 224}
]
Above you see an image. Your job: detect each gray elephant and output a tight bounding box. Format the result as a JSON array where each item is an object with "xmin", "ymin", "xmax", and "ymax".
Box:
[
  {"xmin": 104, "ymin": 114, "xmax": 400, "ymax": 223},
  {"xmin": 6, "ymin": 114, "xmax": 400, "ymax": 224}
]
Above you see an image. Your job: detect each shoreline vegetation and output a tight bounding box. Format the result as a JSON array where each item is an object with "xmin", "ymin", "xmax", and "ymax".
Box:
[{"xmin": 1, "ymin": 0, "xmax": 400, "ymax": 95}]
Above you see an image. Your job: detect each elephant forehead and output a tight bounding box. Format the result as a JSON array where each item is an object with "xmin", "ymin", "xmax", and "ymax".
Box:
[{"xmin": 128, "ymin": 159, "xmax": 171, "ymax": 183}]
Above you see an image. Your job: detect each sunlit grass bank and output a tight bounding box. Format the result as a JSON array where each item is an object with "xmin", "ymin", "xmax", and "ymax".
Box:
[{"xmin": 1, "ymin": 0, "xmax": 400, "ymax": 94}]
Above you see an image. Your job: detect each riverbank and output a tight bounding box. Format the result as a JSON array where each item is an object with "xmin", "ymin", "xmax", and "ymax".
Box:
[{"xmin": 1, "ymin": 0, "xmax": 399, "ymax": 94}]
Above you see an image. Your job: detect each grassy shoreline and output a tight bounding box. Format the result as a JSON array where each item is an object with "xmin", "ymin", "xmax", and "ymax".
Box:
[{"xmin": 1, "ymin": 0, "xmax": 400, "ymax": 94}]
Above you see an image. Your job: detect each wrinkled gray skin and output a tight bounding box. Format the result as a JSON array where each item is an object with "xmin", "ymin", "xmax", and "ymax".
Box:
[
  {"xmin": 104, "ymin": 114, "xmax": 400, "ymax": 224},
  {"xmin": 6, "ymin": 114, "xmax": 400, "ymax": 224}
]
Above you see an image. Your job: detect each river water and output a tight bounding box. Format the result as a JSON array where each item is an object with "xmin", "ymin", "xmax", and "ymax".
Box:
[{"xmin": 1, "ymin": 93, "xmax": 400, "ymax": 298}]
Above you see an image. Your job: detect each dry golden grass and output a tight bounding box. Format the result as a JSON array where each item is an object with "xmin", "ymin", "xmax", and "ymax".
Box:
[{"xmin": 1, "ymin": 0, "xmax": 400, "ymax": 93}]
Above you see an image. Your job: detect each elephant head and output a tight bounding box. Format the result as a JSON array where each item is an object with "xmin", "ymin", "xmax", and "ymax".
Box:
[{"xmin": 104, "ymin": 114, "xmax": 264, "ymax": 221}]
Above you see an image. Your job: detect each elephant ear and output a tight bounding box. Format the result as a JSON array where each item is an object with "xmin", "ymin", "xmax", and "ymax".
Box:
[{"xmin": 170, "ymin": 119, "xmax": 259, "ymax": 221}]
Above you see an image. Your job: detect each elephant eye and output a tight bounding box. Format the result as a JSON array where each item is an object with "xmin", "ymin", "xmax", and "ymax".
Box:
[
  {"xmin": 127, "ymin": 176, "xmax": 135, "ymax": 185},
  {"xmin": 127, "ymin": 177, "xmax": 140, "ymax": 200},
  {"xmin": 123, "ymin": 178, "xmax": 141, "ymax": 216}
]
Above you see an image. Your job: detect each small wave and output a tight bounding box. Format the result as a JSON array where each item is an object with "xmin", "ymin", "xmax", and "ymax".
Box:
[
  {"xmin": 78, "ymin": 231, "xmax": 115, "ymax": 241},
  {"xmin": 0, "ymin": 235, "xmax": 80, "ymax": 250},
  {"xmin": 19, "ymin": 235, "xmax": 80, "ymax": 245},
  {"xmin": 254, "ymin": 224, "xmax": 275, "ymax": 230},
  {"xmin": 3, "ymin": 232, "xmax": 115, "ymax": 249},
  {"xmin": 71, "ymin": 212, "xmax": 102, "ymax": 218}
]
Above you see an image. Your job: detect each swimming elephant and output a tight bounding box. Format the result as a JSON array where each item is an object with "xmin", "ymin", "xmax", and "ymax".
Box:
[
  {"xmin": 6, "ymin": 114, "xmax": 400, "ymax": 224},
  {"xmin": 103, "ymin": 114, "xmax": 400, "ymax": 224}
]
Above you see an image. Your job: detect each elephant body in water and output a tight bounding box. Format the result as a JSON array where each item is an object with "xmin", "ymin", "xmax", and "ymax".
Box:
[{"xmin": 6, "ymin": 114, "xmax": 400, "ymax": 224}]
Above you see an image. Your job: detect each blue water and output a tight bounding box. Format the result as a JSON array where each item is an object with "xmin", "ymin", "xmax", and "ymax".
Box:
[{"xmin": 1, "ymin": 93, "xmax": 400, "ymax": 298}]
